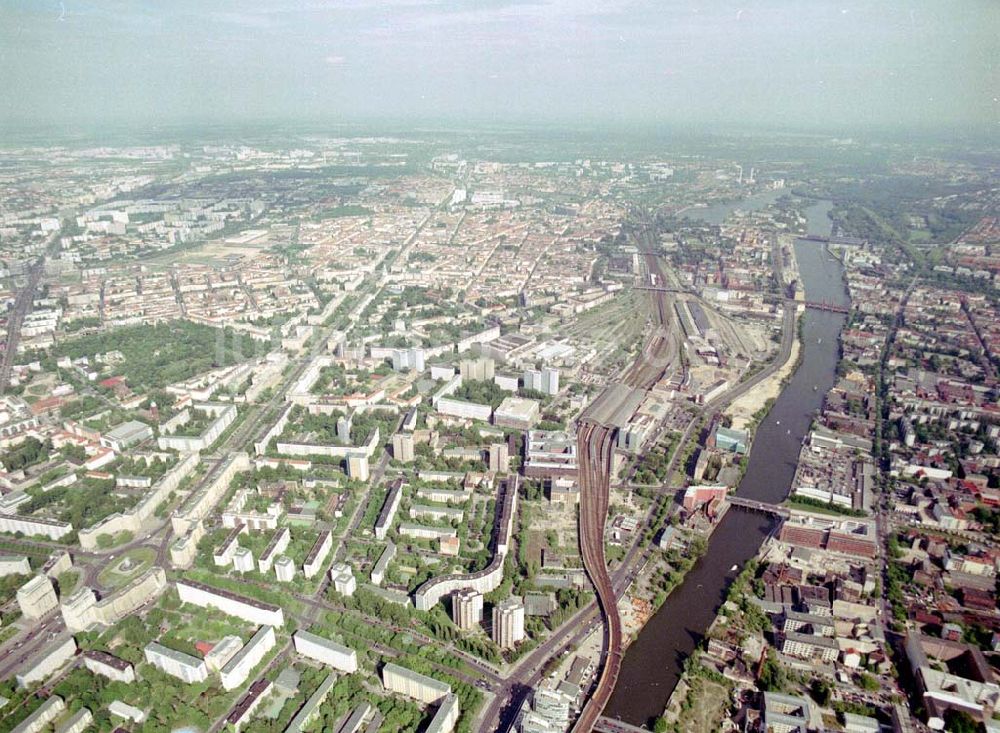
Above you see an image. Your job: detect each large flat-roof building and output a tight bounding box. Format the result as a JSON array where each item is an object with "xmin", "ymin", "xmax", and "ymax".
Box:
[
  {"xmin": 10, "ymin": 695, "xmax": 64, "ymax": 733},
  {"xmin": 16, "ymin": 636, "xmax": 77, "ymax": 688},
  {"xmin": 220, "ymin": 626, "xmax": 276, "ymax": 691},
  {"xmin": 144, "ymin": 642, "xmax": 208, "ymax": 683},
  {"xmin": 175, "ymin": 578, "xmax": 285, "ymax": 627},
  {"xmin": 493, "ymin": 396, "xmax": 540, "ymax": 429},
  {"xmin": 524, "ymin": 430, "xmax": 578, "ymax": 479},
  {"xmin": 293, "ymin": 629, "xmax": 358, "ymax": 673},
  {"xmin": 83, "ymin": 650, "xmax": 135, "ymax": 684},
  {"xmin": 100, "ymin": 420, "xmax": 153, "ymax": 452},
  {"xmin": 17, "ymin": 574, "xmax": 58, "ymax": 619},
  {"xmin": 382, "ymin": 662, "xmax": 451, "ymax": 705}
]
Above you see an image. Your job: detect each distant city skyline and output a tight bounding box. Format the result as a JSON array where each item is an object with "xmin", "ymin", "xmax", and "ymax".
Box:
[{"xmin": 1, "ymin": 0, "xmax": 997, "ymax": 135}]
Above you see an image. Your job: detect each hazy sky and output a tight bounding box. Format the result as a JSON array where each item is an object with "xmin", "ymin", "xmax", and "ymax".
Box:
[{"xmin": 1, "ymin": 0, "xmax": 997, "ymax": 134}]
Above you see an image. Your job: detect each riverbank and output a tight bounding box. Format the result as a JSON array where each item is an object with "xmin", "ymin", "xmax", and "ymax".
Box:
[
  {"xmin": 606, "ymin": 200, "xmax": 846, "ymax": 727},
  {"xmin": 726, "ymin": 330, "xmax": 801, "ymax": 432},
  {"xmin": 726, "ymin": 231, "xmax": 803, "ymax": 431}
]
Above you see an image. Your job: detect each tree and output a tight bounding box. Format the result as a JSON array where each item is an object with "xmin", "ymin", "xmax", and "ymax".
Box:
[
  {"xmin": 809, "ymin": 677, "xmax": 832, "ymax": 706},
  {"xmin": 943, "ymin": 709, "xmax": 981, "ymax": 733},
  {"xmin": 758, "ymin": 649, "xmax": 787, "ymax": 692}
]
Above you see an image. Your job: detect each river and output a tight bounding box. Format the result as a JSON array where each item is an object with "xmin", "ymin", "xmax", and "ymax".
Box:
[{"xmin": 604, "ymin": 198, "xmax": 847, "ymax": 728}]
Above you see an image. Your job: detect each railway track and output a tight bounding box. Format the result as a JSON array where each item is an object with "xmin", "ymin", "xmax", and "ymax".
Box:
[{"xmin": 572, "ymin": 421, "xmax": 624, "ymax": 733}]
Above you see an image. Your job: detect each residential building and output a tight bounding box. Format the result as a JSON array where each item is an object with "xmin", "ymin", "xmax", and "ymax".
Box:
[
  {"xmin": 83, "ymin": 650, "xmax": 135, "ymax": 683},
  {"xmin": 392, "ymin": 432, "xmax": 415, "ymax": 463},
  {"xmin": 274, "ymin": 555, "xmax": 295, "ymax": 582},
  {"xmin": 382, "ymin": 662, "xmax": 452, "ymax": 704},
  {"xmin": 175, "ymin": 578, "xmax": 285, "ymax": 627},
  {"xmin": 16, "ymin": 636, "xmax": 77, "ymax": 688},
  {"xmin": 227, "ymin": 678, "xmax": 272, "ymax": 732},
  {"xmin": 0, "ymin": 555, "xmax": 30, "ymax": 577},
  {"xmin": 452, "ymin": 588, "xmax": 483, "ymax": 631},
  {"xmin": 303, "ymin": 530, "xmax": 332, "ymax": 579},
  {"xmin": 144, "ymin": 642, "xmax": 209, "ymax": 683},
  {"xmin": 489, "ymin": 442, "xmax": 509, "ymax": 473},
  {"xmin": 285, "ymin": 672, "xmax": 336, "ymax": 733},
  {"xmin": 219, "ymin": 626, "xmax": 276, "ymax": 691},
  {"xmin": 330, "ymin": 562, "xmax": 356, "ymax": 596},
  {"xmin": 17, "ymin": 574, "xmax": 58, "ymax": 619},
  {"xmin": 54, "ymin": 708, "xmax": 92, "ymax": 733},
  {"xmin": 10, "ymin": 695, "xmax": 64, "ymax": 733},
  {"xmin": 493, "ymin": 596, "xmax": 526, "ymax": 649},
  {"xmin": 293, "ymin": 629, "xmax": 359, "ymax": 673}
]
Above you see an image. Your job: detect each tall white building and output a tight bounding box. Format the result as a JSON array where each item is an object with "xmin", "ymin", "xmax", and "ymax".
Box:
[
  {"xmin": 392, "ymin": 432, "xmax": 415, "ymax": 463},
  {"xmin": 541, "ymin": 367, "xmax": 559, "ymax": 395},
  {"xmin": 489, "ymin": 442, "xmax": 509, "ymax": 473},
  {"xmin": 17, "ymin": 575, "xmax": 58, "ymax": 619},
  {"xmin": 274, "ymin": 555, "xmax": 296, "ymax": 582},
  {"xmin": 303, "ymin": 530, "xmax": 333, "ymax": 579},
  {"xmin": 492, "ymin": 596, "xmax": 525, "ymax": 649},
  {"xmin": 329, "ymin": 562, "xmax": 356, "ymax": 597},
  {"xmin": 452, "ymin": 589, "xmax": 483, "ymax": 631},
  {"xmin": 460, "ymin": 357, "xmax": 495, "ymax": 382},
  {"xmin": 391, "ymin": 348, "xmax": 425, "ymax": 373},
  {"xmin": 347, "ymin": 454, "xmax": 370, "ymax": 481}
]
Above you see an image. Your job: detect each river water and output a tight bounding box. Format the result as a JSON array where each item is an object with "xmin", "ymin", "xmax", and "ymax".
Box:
[{"xmin": 604, "ymin": 199, "xmax": 847, "ymax": 728}]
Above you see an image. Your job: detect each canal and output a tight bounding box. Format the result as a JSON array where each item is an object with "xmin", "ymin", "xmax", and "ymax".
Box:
[{"xmin": 604, "ymin": 199, "xmax": 848, "ymax": 728}]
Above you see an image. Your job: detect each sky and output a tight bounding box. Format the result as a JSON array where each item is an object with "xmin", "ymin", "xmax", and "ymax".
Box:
[{"xmin": 1, "ymin": 0, "xmax": 997, "ymax": 135}]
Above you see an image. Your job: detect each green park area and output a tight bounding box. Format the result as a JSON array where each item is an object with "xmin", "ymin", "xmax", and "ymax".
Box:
[{"xmin": 97, "ymin": 546, "xmax": 157, "ymax": 590}]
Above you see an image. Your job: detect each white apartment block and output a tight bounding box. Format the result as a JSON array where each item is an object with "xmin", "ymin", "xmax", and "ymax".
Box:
[
  {"xmin": 176, "ymin": 579, "xmax": 285, "ymax": 627},
  {"xmin": 144, "ymin": 642, "xmax": 209, "ymax": 683},
  {"xmin": 220, "ymin": 625, "xmax": 276, "ymax": 691},
  {"xmin": 293, "ymin": 629, "xmax": 359, "ymax": 673}
]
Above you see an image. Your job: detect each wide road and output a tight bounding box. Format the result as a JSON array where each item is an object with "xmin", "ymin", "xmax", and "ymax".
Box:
[{"xmin": 0, "ymin": 257, "xmax": 44, "ymax": 393}]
